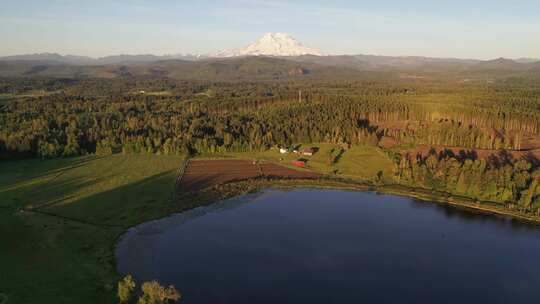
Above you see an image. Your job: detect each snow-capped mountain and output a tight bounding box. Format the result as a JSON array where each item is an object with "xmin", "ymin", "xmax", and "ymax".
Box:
[{"xmin": 215, "ymin": 33, "xmax": 323, "ymax": 57}]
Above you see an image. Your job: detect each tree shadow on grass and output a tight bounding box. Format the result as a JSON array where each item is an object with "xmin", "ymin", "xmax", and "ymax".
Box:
[
  {"xmin": 1, "ymin": 155, "xmax": 181, "ymax": 229},
  {"xmin": 42, "ymin": 170, "xmax": 178, "ymax": 228},
  {"xmin": 1, "ymin": 159, "xmax": 185, "ymax": 304},
  {"xmin": 0, "ymin": 156, "xmax": 107, "ymax": 208},
  {"xmin": 1, "ymin": 171, "xmax": 115, "ymax": 211},
  {"xmin": 1, "ymin": 155, "xmax": 105, "ymax": 183}
]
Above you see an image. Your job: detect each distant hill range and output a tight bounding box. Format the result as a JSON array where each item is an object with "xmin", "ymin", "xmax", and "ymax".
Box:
[
  {"xmin": 0, "ymin": 53, "xmax": 203, "ymax": 65},
  {"xmin": 0, "ymin": 32, "xmax": 538, "ymax": 80},
  {"xmin": 0, "ymin": 56, "xmax": 368, "ymax": 80},
  {"xmin": 1, "ymin": 52, "xmax": 537, "ymax": 68},
  {"xmin": 1, "ymin": 55, "xmax": 539, "ymax": 81}
]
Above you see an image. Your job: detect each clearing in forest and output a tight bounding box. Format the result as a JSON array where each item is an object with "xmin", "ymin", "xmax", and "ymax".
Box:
[{"xmin": 194, "ymin": 143, "xmax": 394, "ymax": 182}]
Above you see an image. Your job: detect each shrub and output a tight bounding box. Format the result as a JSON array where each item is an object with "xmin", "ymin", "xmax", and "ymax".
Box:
[
  {"xmin": 118, "ymin": 275, "xmax": 136, "ymax": 304},
  {"xmin": 137, "ymin": 281, "xmax": 181, "ymax": 304}
]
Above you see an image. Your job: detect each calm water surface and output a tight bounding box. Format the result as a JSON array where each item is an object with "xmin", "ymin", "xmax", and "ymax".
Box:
[{"xmin": 116, "ymin": 189, "xmax": 540, "ymax": 304}]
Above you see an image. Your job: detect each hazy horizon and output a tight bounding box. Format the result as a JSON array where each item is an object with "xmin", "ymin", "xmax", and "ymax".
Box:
[
  {"xmin": 1, "ymin": 0, "xmax": 539, "ymax": 60},
  {"xmin": 1, "ymin": 49, "xmax": 537, "ymax": 62}
]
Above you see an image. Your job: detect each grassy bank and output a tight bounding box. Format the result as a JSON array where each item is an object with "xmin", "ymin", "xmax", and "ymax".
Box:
[{"xmin": 0, "ymin": 154, "xmax": 188, "ymax": 304}]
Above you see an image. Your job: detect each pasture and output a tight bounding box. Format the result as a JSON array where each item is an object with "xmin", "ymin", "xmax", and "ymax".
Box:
[{"xmin": 0, "ymin": 154, "xmax": 185, "ymax": 304}]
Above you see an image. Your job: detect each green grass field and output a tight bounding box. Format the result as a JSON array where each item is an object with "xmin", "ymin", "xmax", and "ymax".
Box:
[{"xmin": 0, "ymin": 154, "xmax": 185, "ymax": 304}]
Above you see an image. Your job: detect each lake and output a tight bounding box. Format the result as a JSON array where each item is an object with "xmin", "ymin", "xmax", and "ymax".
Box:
[{"xmin": 116, "ymin": 189, "xmax": 540, "ymax": 304}]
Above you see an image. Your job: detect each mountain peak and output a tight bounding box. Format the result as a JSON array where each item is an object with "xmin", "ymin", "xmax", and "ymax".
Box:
[
  {"xmin": 215, "ymin": 32, "xmax": 323, "ymax": 57},
  {"xmin": 259, "ymin": 32, "xmax": 295, "ymax": 41}
]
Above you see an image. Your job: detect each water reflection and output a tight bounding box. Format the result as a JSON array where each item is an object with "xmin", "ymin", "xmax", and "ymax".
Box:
[{"xmin": 408, "ymin": 197, "xmax": 540, "ymax": 232}]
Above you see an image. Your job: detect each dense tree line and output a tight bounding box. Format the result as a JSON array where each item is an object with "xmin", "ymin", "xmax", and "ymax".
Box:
[{"xmin": 393, "ymin": 150, "xmax": 540, "ymax": 214}]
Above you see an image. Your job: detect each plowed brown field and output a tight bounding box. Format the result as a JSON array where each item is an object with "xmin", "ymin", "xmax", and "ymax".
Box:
[{"xmin": 179, "ymin": 160, "xmax": 320, "ymax": 191}]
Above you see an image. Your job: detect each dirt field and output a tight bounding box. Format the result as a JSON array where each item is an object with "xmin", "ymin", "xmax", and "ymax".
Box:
[{"xmin": 178, "ymin": 160, "xmax": 320, "ymax": 191}]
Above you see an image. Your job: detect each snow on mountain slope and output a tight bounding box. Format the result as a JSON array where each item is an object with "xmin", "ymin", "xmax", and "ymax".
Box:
[{"xmin": 215, "ymin": 33, "xmax": 323, "ymax": 57}]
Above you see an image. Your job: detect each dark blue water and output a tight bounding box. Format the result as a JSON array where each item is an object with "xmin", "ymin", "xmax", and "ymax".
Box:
[{"xmin": 116, "ymin": 189, "xmax": 540, "ymax": 304}]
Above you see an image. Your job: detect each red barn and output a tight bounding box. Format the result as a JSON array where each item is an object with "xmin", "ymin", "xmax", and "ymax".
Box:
[{"xmin": 292, "ymin": 160, "xmax": 306, "ymax": 168}]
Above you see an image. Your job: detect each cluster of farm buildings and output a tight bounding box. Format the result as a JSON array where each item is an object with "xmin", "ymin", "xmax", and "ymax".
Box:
[{"xmin": 277, "ymin": 146, "xmax": 317, "ymax": 167}]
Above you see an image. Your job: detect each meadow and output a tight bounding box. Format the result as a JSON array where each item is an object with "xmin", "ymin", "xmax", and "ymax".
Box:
[{"xmin": 0, "ymin": 154, "xmax": 185, "ymax": 304}]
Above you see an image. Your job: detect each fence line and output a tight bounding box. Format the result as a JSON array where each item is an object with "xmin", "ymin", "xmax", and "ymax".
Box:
[{"xmin": 172, "ymin": 158, "xmax": 190, "ymax": 203}]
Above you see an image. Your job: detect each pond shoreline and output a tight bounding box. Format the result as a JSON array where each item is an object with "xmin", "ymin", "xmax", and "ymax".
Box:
[
  {"xmin": 176, "ymin": 177, "xmax": 540, "ymax": 227},
  {"xmin": 376, "ymin": 183, "xmax": 540, "ymax": 225}
]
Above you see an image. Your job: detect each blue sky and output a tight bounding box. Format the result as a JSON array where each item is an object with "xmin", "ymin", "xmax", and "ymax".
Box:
[{"xmin": 1, "ymin": 0, "xmax": 539, "ymax": 59}]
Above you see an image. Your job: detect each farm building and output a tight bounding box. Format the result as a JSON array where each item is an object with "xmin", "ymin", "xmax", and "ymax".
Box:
[
  {"xmin": 300, "ymin": 147, "xmax": 316, "ymax": 156},
  {"xmin": 292, "ymin": 160, "xmax": 306, "ymax": 167}
]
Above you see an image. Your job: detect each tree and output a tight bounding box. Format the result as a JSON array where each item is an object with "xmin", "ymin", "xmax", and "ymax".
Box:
[
  {"xmin": 118, "ymin": 275, "xmax": 136, "ymax": 304},
  {"xmin": 137, "ymin": 281, "xmax": 181, "ymax": 304}
]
